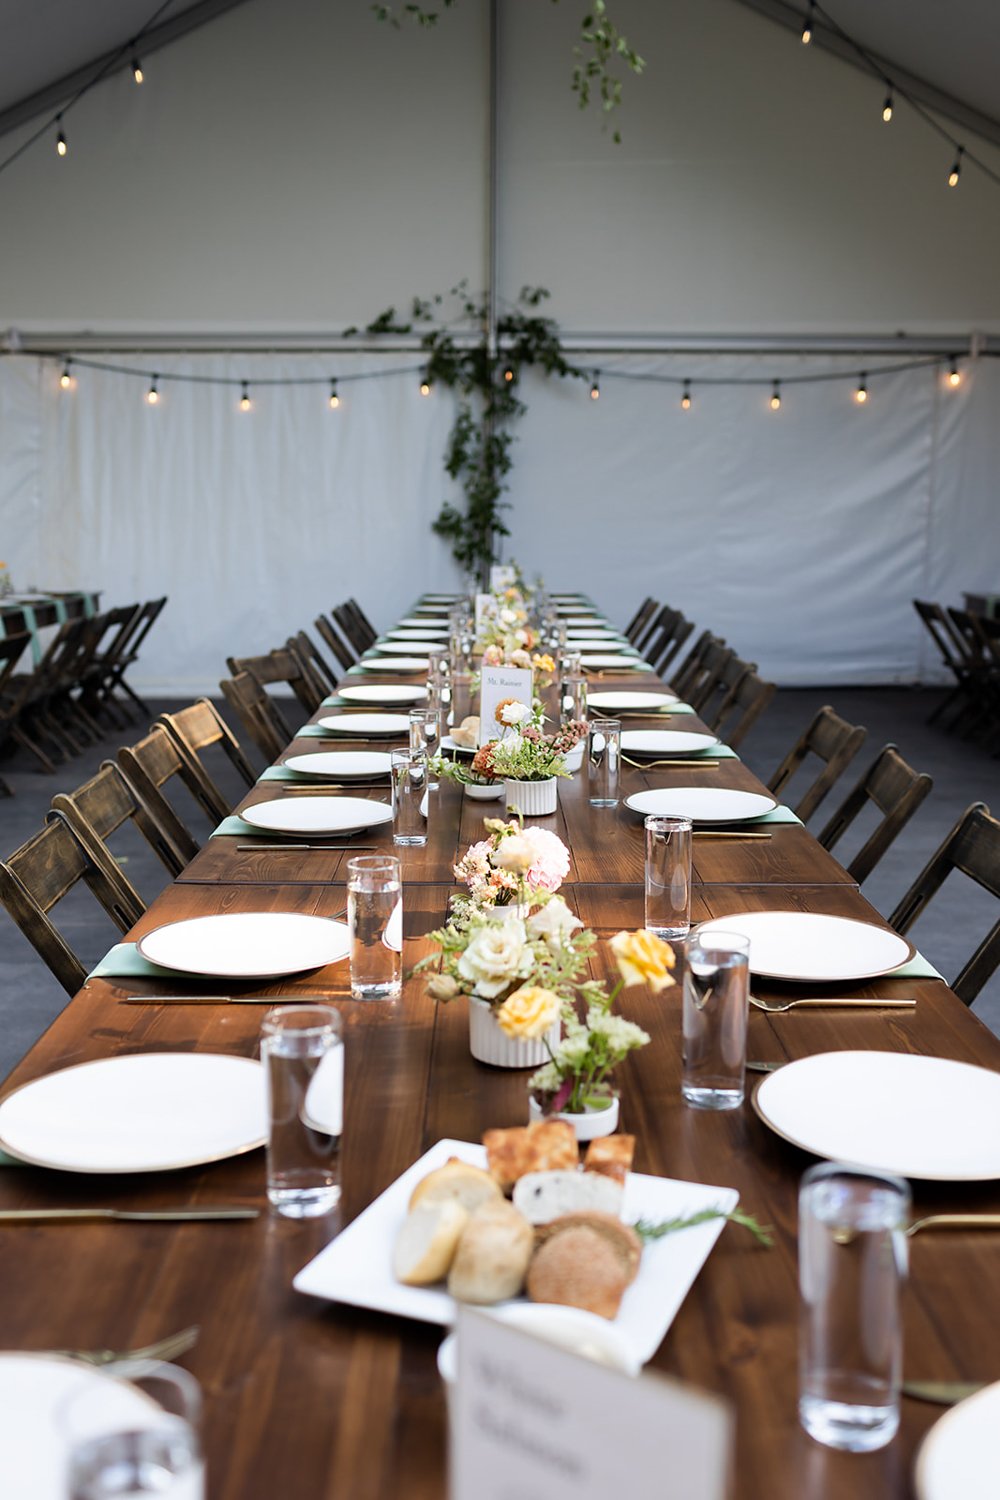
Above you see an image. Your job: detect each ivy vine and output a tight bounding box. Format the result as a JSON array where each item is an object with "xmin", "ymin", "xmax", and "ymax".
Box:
[{"xmin": 345, "ymin": 285, "xmax": 584, "ymax": 582}]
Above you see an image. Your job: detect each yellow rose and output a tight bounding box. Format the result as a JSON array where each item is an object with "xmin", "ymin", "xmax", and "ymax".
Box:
[
  {"xmin": 495, "ymin": 985, "xmax": 562, "ymax": 1040},
  {"xmin": 426, "ymin": 973, "xmax": 461, "ymax": 1003},
  {"xmin": 609, "ymin": 929, "xmax": 676, "ymax": 993}
]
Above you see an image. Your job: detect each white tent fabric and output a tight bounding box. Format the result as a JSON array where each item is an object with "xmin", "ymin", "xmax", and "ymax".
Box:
[{"xmin": 0, "ymin": 351, "xmax": 996, "ymax": 692}]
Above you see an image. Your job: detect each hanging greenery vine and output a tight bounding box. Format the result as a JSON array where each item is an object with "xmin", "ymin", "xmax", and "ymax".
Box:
[
  {"xmin": 373, "ymin": 0, "xmax": 644, "ymax": 142},
  {"xmin": 345, "ymin": 285, "xmax": 584, "ymax": 581}
]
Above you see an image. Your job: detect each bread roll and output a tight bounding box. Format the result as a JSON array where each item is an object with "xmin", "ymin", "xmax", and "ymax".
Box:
[
  {"xmin": 512, "ymin": 1169, "xmax": 623, "ymax": 1225},
  {"xmin": 584, "ymin": 1135, "xmax": 636, "ymax": 1185},
  {"xmin": 483, "ymin": 1120, "xmax": 579, "ymax": 1193},
  {"xmin": 526, "ymin": 1227, "xmax": 630, "ymax": 1320},
  {"xmin": 447, "ymin": 1201, "xmax": 534, "ymax": 1304},
  {"xmin": 394, "ymin": 1199, "xmax": 469, "ymax": 1286},
  {"xmin": 409, "ymin": 1157, "xmax": 503, "ymax": 1214},
  {"xmin": 534, "ymin": 1211, "xmax": 643, "ymax": 1284}
]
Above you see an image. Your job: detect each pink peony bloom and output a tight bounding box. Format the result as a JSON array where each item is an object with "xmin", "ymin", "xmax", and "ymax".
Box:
[{"xmin": 521, "ymin": 826, "xmax": 570, "ymax": 891}]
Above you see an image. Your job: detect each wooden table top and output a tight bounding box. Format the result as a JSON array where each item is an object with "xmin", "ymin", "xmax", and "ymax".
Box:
[{"xmin": 1, "ymin": 608, "xmax": 997, "ymax": 1499}]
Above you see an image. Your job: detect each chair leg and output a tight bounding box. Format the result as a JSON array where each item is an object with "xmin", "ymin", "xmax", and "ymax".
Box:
[{"xmin": 11, "ymin": 722, "xmax": 59, "ymax": 773}]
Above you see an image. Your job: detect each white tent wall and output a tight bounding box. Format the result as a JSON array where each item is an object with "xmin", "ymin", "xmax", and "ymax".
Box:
[{"xmin": 0, "ymin": 0, "xmax": 998, "ymax": 692}]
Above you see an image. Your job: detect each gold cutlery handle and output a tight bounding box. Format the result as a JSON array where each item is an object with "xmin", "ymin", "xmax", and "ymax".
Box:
[
  {"xmin": 121, "ymin": 992, "xmax": 345, "ymax": 1005},
  {"xmin": 0, "ymin": 1207, "xmax": 259, "ymax": 1221},
  {"xmin": 902, "ymin": 1380, "xmax": 987, "ymax": 1405},
  {"xmin": 907, "ymin": 1213, "xmax": 1000, "ymax": 1236},
  {"xmin": 790, "ymin": 997, "xmax": 917, "ymax": 1008}
]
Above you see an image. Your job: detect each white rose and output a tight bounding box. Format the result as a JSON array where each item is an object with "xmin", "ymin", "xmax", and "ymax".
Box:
[
  {"xmin": 457, "ymin": 919, "xmax": 528, "ymax": 999},
  {"xmin": 527, "ymin": 897, "xmax": 582, "ymax": 953},
  {"xmin": 500, "ymin": 607, "xmax": 517, "ymax": 625},
  {"xmin": 493, "ymin": 834, "xmax": 533, "ymax": 873},
  {"xmin": 499, "ymin": 700, "xmax": 529, "ymax": 726}
]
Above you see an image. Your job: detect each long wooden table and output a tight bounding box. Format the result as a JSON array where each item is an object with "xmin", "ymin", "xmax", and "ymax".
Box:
[{"xmin": 2, "ymin": 606, "xmax": 999, "ymax": 1499}]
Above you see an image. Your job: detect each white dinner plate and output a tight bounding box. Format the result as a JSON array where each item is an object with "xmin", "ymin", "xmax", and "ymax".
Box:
[
  {"xmin": 137, "ymin": 912, "xmax": 351, "ymax": 977},
  {"xmin": 373, "ymin": 641, "xmax": 441, "ymax": 655},
  {"xmin": 317, "ymin": 713, "xmax": 411, "ymax": 737},
  {"xmin": 421, "ymin": 594, "xmax": 460, "ymax": 602},
  {"xmin": 293, "ymin": 1138, "xmax": 737, "ymax": 1364},
  {"xmin": 557, "ymin": 606, "xmax": 596, "ymax": 616},
  {"xmin": 625, "ymin": 788, "xmax": 777, "ymax": 823},
  {"xmin": 398, "ymin": 616, "xmax": 441, "ymax": 628},
  {"xmin": 588, "ymin": 690, "xmax": 678, "ymax": 710},
  {"xmin": 240, "ymin": 796, "xmax": 392, "ymax": 836},
  {"xmin": 0, "ymin": 1053, "xmax": 267, "ymax": 1173},
  {"xmin": 414, "ymin": 605, "xmax": 451, "ymax": 614},
  {"xmin": 754, "ymin": 1052, "xmax": 1000, "ymax": 1180},
  {"xmin": 580, "ymin": 655, "xmax": 645, "ymax": 670},
  {"xmin": 568, "ymin": 639, "xmax": 632, "ymax": 651},
  {"xmin": 440, "ymin": 735, "xmax": 475, "ymax": 757},
  {"xmin": 620, "ymin": 730, "xmax": 721, "ymax": 756},
  {"xmin": 917, "ymin": 1379, "xmax": 1000, "ymax": 1497},
  {"xmin": 0, "ymin": 1355, "xmax": 166, "ymax": 1498},
  {"xmin": 695, "ymin": 910, "xmax": 913, "ymax": 980},
  {"xmin": 359, "ymin": 656, "xmax": 429, "ymax": 673},
  {"xmin": 339, "ymin": 685, "xmax": 428, "ymax": 705},
  {"xmin": 282, "ymin": 752, "xmax": 393, "ymax": 779},
  {"xmin": 387, "ymin": 630, "xmax": 447, "ymax": 642}
]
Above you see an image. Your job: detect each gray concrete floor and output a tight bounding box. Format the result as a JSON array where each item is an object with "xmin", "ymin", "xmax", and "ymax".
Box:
[{"xmin": 0, "ymin": 687, "xmax": 998, "ymax": 1083}]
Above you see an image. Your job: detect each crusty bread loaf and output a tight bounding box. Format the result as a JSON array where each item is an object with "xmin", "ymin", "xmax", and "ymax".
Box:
[
  {"xmin": 584, "ymin": 1135, "xmax": 636, "ymax": 1185},
  {"xmin": 449, "ymin": 717, "xmax": 480, "ymax": 749},
  {"xmin": 409, "ymin": 1157, "xmax": 503, "ymax": 1214},
  {"xmin": 512, "ymin": 1169, "xmax": 623, "ymax": 1225},
  {"xmin": 483, "ymin": 1120, "xmax": 579, "ymax": 1193},
  {"xmin": 393, "ymin": 1199, "xmax": 469, "ymax": 1286},
  {"xmin": 534, "ymin": 1211, "xmax": 642, "ymax": 1284},
  {"xmin": 447, "ymin": 1201, "xmax": 534, "ymax": 1304},
  {"xmin": 526, "ymin": 1227, "xmax": 630, "ymax": 1320}
]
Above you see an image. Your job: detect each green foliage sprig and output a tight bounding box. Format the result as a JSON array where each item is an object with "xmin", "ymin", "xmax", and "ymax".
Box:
[{"xmin": 634, "ymin": 1210, "xmax": 775, "ymax": 1249}]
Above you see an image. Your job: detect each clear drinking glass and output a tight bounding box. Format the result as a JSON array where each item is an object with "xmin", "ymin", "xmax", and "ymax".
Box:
[
  {"xmin": 588, "ymin": 718, "xmax": 620, "ymax": 806},
  {"xmin": 798, "ymin": 1162, "xmax": 910, "ymax": 1453},
  {"xmin": 561, "ymin": 672, "xmax": 587, "ymax": 726},
  {"xmin": 644, "ymin": 815, "xmax": 693, "ymax": 939},
  {"xmin": 64, "ymin": 1360, "xmax": 204, "ymax": 1500},
  {"xmin": 449, "ymin": 632, "xmax": 472, "ymax": 686},
  {"xmin": 260, "ymin": 1003, "xmax": 343, "ymax": 1217},
  {"xmin": 681, "ymin": 931, "xmax": 749, "ymax": 1109},
  {"xmin": 410, "ymin": 706, "xmax": 440, "ymax": 786},
  {"xmin": 391, "ymin": 747, "xmax": 428, "ymax": 846},
  {"xmin": 348, "ymin": 853, "xmax": 403, "ymax": 1001}
]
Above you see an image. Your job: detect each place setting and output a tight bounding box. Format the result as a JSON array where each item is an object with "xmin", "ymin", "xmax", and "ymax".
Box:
[
  {"xmin": 353, "ymin": 655, "xmax": 430, "ymax": 674},
  {"xmin": 623, "ymin": 786, "xmax": 797, "ymax": 839}
]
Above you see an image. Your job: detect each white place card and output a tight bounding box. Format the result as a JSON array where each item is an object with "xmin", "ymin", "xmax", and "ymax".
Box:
[
  {"xmin": 489, "ymin": 564, "xmax": 517, "ymax": 591},
  {"xmin": 475, "ymin": 593, "xmax": 499, "ymax": 639},
  {"xmin": 450, "ymin": 1307, "xmax": 733, "ymax": 1500},
  {"xmin": 479, "ymin": 665, "xmax": 533, "ymax": 747}
]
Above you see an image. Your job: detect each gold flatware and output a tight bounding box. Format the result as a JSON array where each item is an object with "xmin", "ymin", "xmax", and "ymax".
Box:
[
  {"xmin": 622, "ymin": 755, "xmax": 721, "ymax": 769},
  {"xmin": 906, "ymin": 1213, "xmax": 1000, "ymax": 1237},
  {"xmin": 749, "ymin": 994, "xmax": 917, "ymax": 1013},
  {"xmin": 590, "ymin": 710, "xmax": 677, "ymax": 720},
  {"xmin": 0, "ymin": 1207, "xmax": 259, "ymax": 1222},
  {"xmin": 746, "ymin": 1059, "xmax": 784, "ymax": 1073},
  {"xmin": 49, "ymin": 1326, "xmax": 201, "ymax": 1368},
  {"xmin": 121, "ymin": 993, "xmax": 347, "ymax": 1006},
  {"xmin": 693, "ymin": 830, "xmax": 773, "ymax": 840},
  {"xmin": 902, "ymin": 1380, "xmax": 987, "ymax": 1406},
  {"xmin": 235, "ymin": 843, "xmax": 376, "ymax": 851}
]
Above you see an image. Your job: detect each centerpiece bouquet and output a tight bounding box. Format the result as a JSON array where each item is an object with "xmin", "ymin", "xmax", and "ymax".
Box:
[
  {"xmin": 451, "ymin": 816, "xmax": 570, "ymax": 920},
  {"xmin": 483, "ymin": 703, "xmax": 588, "ymax": 815}
]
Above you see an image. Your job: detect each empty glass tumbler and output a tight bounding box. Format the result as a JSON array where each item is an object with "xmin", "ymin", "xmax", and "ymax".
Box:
[
  {"xmin": 681, "ymin": 931, "xmax": 749, "ymax": 1109},
  {"xmin": 64, "ymin": 1360, "xmax": 204, "ymax": 1500},
  {"xmin": 348, "ymin": 853, "xmax": 403, "ymax": 1001},
  {"xmin": 261, "ymin": 1003, "xmax": 344, "ymax": 1218},
  {"xmin": 588, "ymin": 718, "xmax": 620, "ymax": 806},
  {"xmin": 798, "ymin": 1162, "xmax": 910, "ymax": 1453},
  {"xmin": 391, "ymin": 748, "xmax": 428, "ymax": 846},
  {"xmin": 410, "ymin": 707, "xmax": 440, "ymax": 786},
  {"xmin": 644, "ymin": 815, "xmax": 692, "ymax": 939}
]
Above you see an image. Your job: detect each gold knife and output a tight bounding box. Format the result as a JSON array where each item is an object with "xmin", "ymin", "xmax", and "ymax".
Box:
[
  {"xmin": 0, "ymin": 1207, "xmax": 259, "ymax": 1222},
  {"xmin": 902, "ymin": 1379, "xmax": 987, "ymax": 1406},
  {"xmin": 121, "ymin": 993, "xmax": 348, "ymax": 1005}
]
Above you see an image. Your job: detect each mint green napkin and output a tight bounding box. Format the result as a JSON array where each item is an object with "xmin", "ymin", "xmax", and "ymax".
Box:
[
  {"xmin": 211, "ymin": 815, "xmax": 265, "ymax": 838},
  {"xmin": 623, "ymin": 741, "xmax": 739, "ymax": 762},
  {"xmin": 297, "ymin": 723, "xmax": 343, "ymax": 737},
  {"xmin": 0, "ymin": 1150, "xmax": 27, "ymax": 1167},
  {"xmin": 259, "ymin": 765, "xmax": 336, "ymax": 782},
  {"xmin": 88, "ymin": 944, "xmax": 180, "ymax": 980},
  {"xmin": 888, "ymin": 952, "xmax": 945, "ymax": 981},
  {"xmin": 320, "ymin": 695, "xmax": 351, "ymax": 708},
  {"xmin": 744, "ymin": 805, "xmax": 802, "ymax": 826}
]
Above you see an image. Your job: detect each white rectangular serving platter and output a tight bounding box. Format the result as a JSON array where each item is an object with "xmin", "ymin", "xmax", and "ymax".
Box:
[{"xmin": 293, "ymin": 1138, "xmax": 737, "ymax": 1363}]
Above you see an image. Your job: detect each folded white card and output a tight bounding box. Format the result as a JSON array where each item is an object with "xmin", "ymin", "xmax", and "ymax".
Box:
[{"xmin": 479, "ymin": 665, "xmax": 533, "ymax": 748}]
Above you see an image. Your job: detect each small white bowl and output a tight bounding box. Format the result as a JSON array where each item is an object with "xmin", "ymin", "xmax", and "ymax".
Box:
[
  {"xmin": 463, "ymin": 781, "xmax": 505, "ymax": 800},
  {"xmin": 437, "ymin": 1302, "xmax": 640, "ymax": 1395},
  {"xmin": 564, "ymin": 745, "xmax": 584, "ymax": 773}
]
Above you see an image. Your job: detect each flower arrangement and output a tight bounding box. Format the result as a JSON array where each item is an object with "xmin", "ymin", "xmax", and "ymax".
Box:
[
  {"xmin": 485, "ymin": 712, "xmax": 588, "ymax": 784},
  {"xmin": 452, "ymin": 818, "xmax": 570, "ymax": 912}
]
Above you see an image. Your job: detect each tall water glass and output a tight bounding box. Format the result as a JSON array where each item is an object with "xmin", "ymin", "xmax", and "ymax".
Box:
[
  {"xmin": 561, "ymin": 673, "xmax": 587, "ymax": 726},
  {"xmin": 64, "ymin": 1360, "xmax": 204, "ymax": 1500},
  {"xmin": 798, "ymin": 1163, "xmax": 910, "ymax": 1453},
  {"xmin": 644, "ymin": 815, "xmax": 692, "ymax": 939},
  {"xmin": 348, "ymin": 853, "xmax": 403, "ymax": 1001},
  {"xmin": 559, "ymin": 649, "xmax": 582, "ymax": 681},
  {"xmin": 449, "ymin": 632, "xmax": 472, "ymax": 687},
  {"xmin": 261, "ymin": 1003, "xmax": 343, "ymax": 1217},
  {"xmin": 391, "ymin": 748, "xmax": 428, "ymax": 846},
  {"xmin": 410, "ymin": 706, "xmax": 440, "ymax": 786},
  {"xmin": 588, "ymin": 718, "xmax": 620, "ymax": 807},
  {"xmin": 681, "ymin": 931, "xmax": 749, "ymax": 1109}
]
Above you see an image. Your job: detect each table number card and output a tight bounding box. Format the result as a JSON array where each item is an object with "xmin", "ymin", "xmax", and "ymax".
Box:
[
  {"xmin": 479, "ymin": 665, "xmax": 533, "ymax": 748},
  {"xmin": 450, "ymin": 1308, "xmax": 733, "ymax": 1500},
  {"xmin": 489, "ymin": 564, "xmax": 517, "ymax": 591},
  {"xmin": 475, "ymin": 593, "xmax": 499, "ymax": 640}
]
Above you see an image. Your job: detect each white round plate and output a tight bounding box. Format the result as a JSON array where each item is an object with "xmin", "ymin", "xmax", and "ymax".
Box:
[
  {"xmin": 695, "ymin": 910, "xmax": 912, "ymax": 980},
  {"xmin": 754, "ymin": 1052, "xmax": 1000, "ymax": 1180},
  {"xmin": 414, "ymin": 604, "xmax": 451, "ymax": 613},
  {"xmin": 318, "ymin": 713, "xmax": 411, "ymax": 737},
  {"xmin": 339, "ymin": 685, "xmax": 428, "ymax": 705},
  {"xmin": 138, "ymin": 911, "xmax": 350, "ymax": 977},
  {"xmin": 0, "ymin": 1355, "xmax": 164, "ymax": 1497},
  {"xmin": 588, "ymin": 690, "xmax": 677, "ymax": 710},
  {"xmin": 361, "ymin": 656, "xmax": 429, "ymax": 673},
  {"xmin": 387, "ymin": 629, "xmax": 447, "ymax": 641},
  {"xmin": 580, "ymin": 655, "xmax": 644, "ymax": 669},
  {"xmin": 283, "ymin": 751, "xmax": 392, "ymax": 778},
  {"xmin": 625, "ymin": 787, "xmax": 777, "ymax": 823},
  {"xmin": 0, "ymin": 1053, "xmax": 267, "ymax": 1173},
  {"xmin": 373, "ymin": 641, "xmax": 441, "ymax": 655},
  {"xmin": 568, "ymin": 639, "xmax": 632, "ymax": 651},
  {"xmin": 440, "ymin": 735, "xmax": 476, "ymax": 757},
  {"xmin": 398, "ymin": 616, "xmax": 441, "ymax": 628},
  {"xmin": 917, "ymin": 1379, "xmax": 1000, "ymax": 1497},
  {"xmin": 421, "ymin": 594, "xmax": 460, "ymax": 601},
  {"xmin": 240, "ymin": 796, "xmax": 392, "ymax": 836},
  {"xmin": 620, "ymin": 730, "xmax": 721, "ymax": 756},
  {"xmin": 557, "ymin": 606, "xmax": 596, "ymax": 616}
]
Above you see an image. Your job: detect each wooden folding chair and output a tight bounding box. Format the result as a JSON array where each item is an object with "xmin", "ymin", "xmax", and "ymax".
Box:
[
  {"xmin": 768, "ymin": 706, "xmax": 867, "ymax": 823},
  {"xmin": 315, "ymin": 613, "xmax": 358, "ymax": 670},
  {"xmin": 700, "ymin": 654, "xmax": 754, "ymax": 733},
  {"xmin": 681, "ymin": 639, "xmax": 736, "ymax": 714},
  {"xmin": 333, "ymin": 602, "xmax": 375, "ymax": 655},
  {"xmin": 0, "ymin": 630, "xmax": 32, "ymax": 795},
  {"xmin": 890, "ymin": 802, "xmax": 1000, "ymax": 1006},
  {"xmin": 157, "ymin": 699, "xmax": 259, "ymax": 817},
  {"xmin": 52, "ymin": 760, "xmax": 192, "ymax": 881},
  {"xmin": 668, "ymin": 630, "xmax": 716, "ymax": 701},
  {"xmin": 649, "ymin": 608, "xmax": 696, "ymax": 674},
  {"xmin": 711, "ymin": 669, "xmax": 776, "ymax": 751},
  {"xmin": 287, "ymin": 631, "xmax": 339, "ymax": 694},
  {"xmin": 220, "ymin": 672, "xmax": 290, "ymax": 762},
  {"xmin": 347, "ymin": 599, "xmax": 379, "ymax": 645},
  {"xmin": 77, "ymin": 602, "xmax": 142, "ymax": 728},
  {"xmin": 913, "ymin": 600, "xmax": 982, "ymax": 730},
  {"xmin": 99, "ymin": 597, "xmax": 168, "ymax": 720},
  {"xmin": 816, "ymin": 745, "xmax": 933, "ymax": 883},
  {"xmin": 116, "ymin": 727, "xmax": 211, "ymax": 863},
  {"xmin": 624, "ymin": 597, "xmax": 657, "ymax": 644},
  {"xmin": 226, "ymin": 647, "xmax": 324, "ymax": 715},
  {"xmin": 0, "ymin": 815, "xmax": 144, "ymax": 995}
]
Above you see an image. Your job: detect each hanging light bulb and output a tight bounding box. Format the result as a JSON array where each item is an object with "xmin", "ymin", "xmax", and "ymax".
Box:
[
  {"xmin": 882, "ymin": 92, "xmax": 894, "ymax": 123},
  {"xmin": 801, "ymin": 0, "xmax": 814, "ymax": 44},
  {"xmin": 146, "ymin": 376, "xmax": 159, "ymax": 406},
  {"xmin": 419, "ymin": 376, "xmax": 431, "ymax": 396},
  {"xmin": 55, "ymin": 116, "xmax": 67, "ymax": 156},
  {"xmin": 131, "ymin": 55, "xmax": 144, "ymax": 84},
  {"xmin": 948, "ymin": 147, "xmax": 964, "ymax": 187},
  {"xmin": 854, "ymin": 373, "xmax": 868, "ymax": 404},
  {"xmin": 59, "ymin": 361, "xmax": 72, "ymax": 390},
  {"xmin": 240, "ymin": 381, "xmax": 251, "ymax": 412},
  {"xmin": 947, "ymin": 360, "xmax": 962, "ymax": 388},
  {"xmin": 503, "ymin": 365, "xmax": 514, "ymax": 383},
  {"xmin": 680, "ymin": 380, "xmax": 692, "ymax": 411},
  {"xmin": 590, "ymin": 374, "xmax": 600, "ymax": 401},
  {"xmin": 770, "ymin": 380, "xmax": 782, "ymax": 411},
  {"xmin": 329, "ymin": 379, "xmax": 340, "ymax": 409}
]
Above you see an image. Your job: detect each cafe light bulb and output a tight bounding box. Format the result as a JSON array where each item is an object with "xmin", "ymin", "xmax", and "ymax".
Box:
[
  {"xmin": 770, "ymin": 381, "xmax": 782, "ymax": 411},
  {"xmin": 948, "ymin": 147, "xmax": 963, "ymax": 187},
  {"xmin": 590, "ymin": 377, "xmax": 600, "ymax": 401},
  {"xmin": 329, "ymin": 380, "xmax": 340, "ymax": 409},
  {"xmin": 882, "ymin": 92, "xmax": 894, "ymax": 123},
  {"xmin": 855, "ymin": 374, "xmax": 868, "ymax": 404},
  {"xmin": 681, "ymin": 380, "xmax": 692, "ymax": 411},
  {"xmin": 146, "ymin": 377, "xmax": 159, "ymax": 406},
  {"xmin": 131, "ymin": 56, "xmax": 144, "ymax": 84},
  {"xmin": 59, "ymin": 363, "xmax": 72, "ymax": 390},
  {"xmin": 56, "ymin": 118, "xmax": 67, "ymax": 156},
  {"xmin": 801, "ymin": 1, "xmax": 814, "ymax": 44},
  {"xmin": 503, "ymin": 366, "xmax": 514, "ymax": 383},
  {"xmin": 240, "ymin": 381, "xmax": 251, "ymax": 412},
  {"xmin": 419, "ymin": 378, "xmax": 431, "ymax": 396},
  {"xmin": 948, "ymin": 361, "xmax": 962, "ymax": 388}
]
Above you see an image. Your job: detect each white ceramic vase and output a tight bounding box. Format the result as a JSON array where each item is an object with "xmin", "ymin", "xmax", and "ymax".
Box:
[
  {"xmin": 503, "ymin": 777, "xmax": 558, "ymax": 817},
  {"xmin": 468, "ymin": 996, "xmax": 560, "ymax": 1069},
  {"xmin": 528, "ymin": 1093, "xmax": 621, "ymax": 1140}
]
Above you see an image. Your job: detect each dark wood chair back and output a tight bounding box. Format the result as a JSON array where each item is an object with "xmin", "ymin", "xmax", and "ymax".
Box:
[
  {"xmin": 890, "ymin": 802, "xmax": 1000, "ymax": 1006},
  {"xmin": 333, "ymin": 603, "xmax": 374, "ymax": 654},
  {"xmin": 157, "ymin": 699, "xmax": 258, "ymax": 816},
  {"xmin": 0, "ymin": 815, "xmax": 144, "ymax": 995},
  {"xmin": 768, "ymin": 705, "xmax": 868, "ymax": 822},
  {"xmin": 287, "ymin": 631, "xmax": 338, "ymax": 693},
  {"xmin": 219, "ymin": 673, "xmax": 290, "ymax": 762},
  {"xmin": 712, "ymin": 669, "xmax": 776, "ymax": 750},
  {"xmin": 315, "ymin": 614, "xmax": 357, "ymax": 670},
  {"xmin": 0, "ymin": 630, "xmax": 31, "ymax": 695},
  {"xmin": 624, "ymin": 597, "xmax": 657, "ymax": 644},
  {"xmin": 226, "ymin": 648, "xmax": 324, "ymax": 714},
  {"xmin": 103, "ymin": 596, "xmax": 168, "ymax": 718},
  {"xmin": 347, "ymin": 599, "xmax": 379, "ymax": 645},
  {"xmin": 684, "ymin": 639, "xmax": 736, "ymax": 713},
  {"xmin": 817, "ymin": 745, "xmax": 933, "ymax": 884},
  {"xmin": 701, "ymin": 654, "xmax": 754, "ymax": 731},
  {"xmin": 116, "ymin": 728, "xmax": 208, "ymax": 863},
  {"xmin": 52, "ymin": 760, "xmax": 191, "ymax": 880},
  {"xmin": 651, "ymin": 610, "xmax": 695, "ymax": 674},
  {"xmin": 669, "ymin": 630, "xmax": 717, "ymax": 701}
]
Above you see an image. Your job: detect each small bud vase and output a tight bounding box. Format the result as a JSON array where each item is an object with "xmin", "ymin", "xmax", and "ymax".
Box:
[
  {"xmin": 468, "ymin": 996, "xmax": 560, "ymax": 1069},
  {"xmin": 527, "ymin": 1093, "xmax": 620, "ymax": 1141}
]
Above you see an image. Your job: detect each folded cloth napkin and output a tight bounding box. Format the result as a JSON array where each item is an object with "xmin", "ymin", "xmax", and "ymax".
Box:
[
  {"xmin": 888, "ymin": 952, "xmax": 946, "ymax": 981},
  {"xmin": 296, "ymin": 724, "xmax": 345, "ymax": 738},
  {"xmin": 319, "ymin": 695, "xmax": 351, "ymax": 708},
  {"xmin": 88, "ymin": 943, "xmax": 180, "ymax": 980},
  {"xmin": 0, "ymin": 1150, "xmax": 27, "ymax": 1167},
  {"xmin": 211, "ymin": 815, "xmax": 266, "ymax": 838},
  {"xmin": 743, "ymin": 805, "xmax": 802, "ymax": 826},
  {"xmin": 258, "ymin": 765, "xmax": 335, "ymax": 782}
]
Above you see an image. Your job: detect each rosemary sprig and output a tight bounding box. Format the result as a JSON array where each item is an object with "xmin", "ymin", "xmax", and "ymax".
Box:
[{"xmin": 633, "ymin": 1208, "xmax": 774, "ymax": 1249}]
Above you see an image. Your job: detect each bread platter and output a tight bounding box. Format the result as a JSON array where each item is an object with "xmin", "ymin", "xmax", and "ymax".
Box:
[{"xmin": 293, "ymin": 1135, "xmax": 738, "ymax": 1363}]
